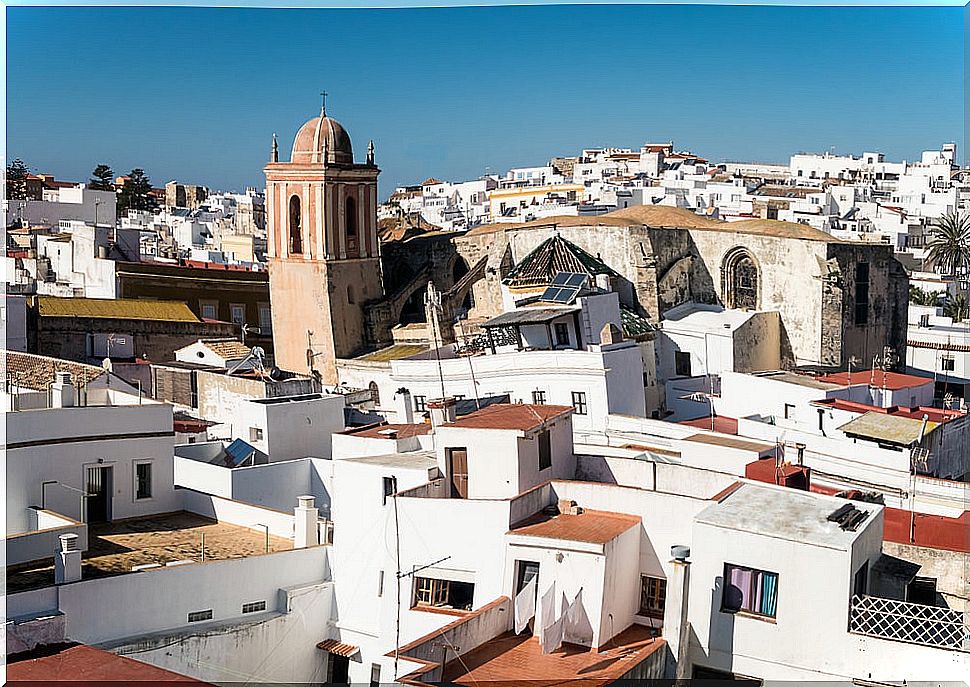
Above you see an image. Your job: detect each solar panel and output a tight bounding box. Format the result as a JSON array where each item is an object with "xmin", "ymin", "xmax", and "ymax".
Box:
[
  {"xmin": 222, "ymin": 438, "xmax": 257, "ymax": 468},
  {"xmin": 551, "ymin": 272, "xmax": 587, "ymax": 287},
  {"xmin": 540, "ymin": 285, "xmax": 580, "ymax": 304}
]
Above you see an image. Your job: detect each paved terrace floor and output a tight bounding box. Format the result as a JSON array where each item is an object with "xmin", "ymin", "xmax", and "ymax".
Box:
[
  {"xmin": 7, "ymin": 511, "xmax": 292, "ymax": 594},
  {"xmin": 441, "ymin": 625, "xmax": 665, "ymax": 687}
]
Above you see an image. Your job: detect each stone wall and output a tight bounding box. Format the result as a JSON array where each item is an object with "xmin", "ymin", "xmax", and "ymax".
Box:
[{"xmin": 33, "ymin": 316, "xmax": 235, "ymax": 365}]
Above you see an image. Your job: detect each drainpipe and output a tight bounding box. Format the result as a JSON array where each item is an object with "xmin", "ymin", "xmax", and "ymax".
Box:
[{"xmin": 662, "ymin": 545, "xmax": 692, "ymax": 680}]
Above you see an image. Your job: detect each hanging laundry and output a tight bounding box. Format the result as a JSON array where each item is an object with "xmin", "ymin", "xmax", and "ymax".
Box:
[
  {"xmin": 539, "ymin": 582, "xmax": 562, "ymax": 654},
  {"xmin": 563, "ymin": 588, "xmax": 594, "ymax": 646},
  {"xmin": 514, "ymin": 577, "xmax": 537, "ymax": 634}
]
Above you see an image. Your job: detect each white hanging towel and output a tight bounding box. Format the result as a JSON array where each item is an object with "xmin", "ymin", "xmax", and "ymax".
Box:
[
  {"xmin": 514, "ymin": 577, "xmax": 537, "ymax": 634},
  {"xmin": 563, "ymin": 588, "xmax": 594, "ymax": 646},
  {"xmin": 539, "ymin": 582, "xmax": 562, "ymax": 654}
]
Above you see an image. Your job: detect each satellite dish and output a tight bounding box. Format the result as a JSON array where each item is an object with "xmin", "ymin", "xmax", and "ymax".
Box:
[{"xmin": 102, "ymin": 358, "xmax": 113, "ymax": 372}]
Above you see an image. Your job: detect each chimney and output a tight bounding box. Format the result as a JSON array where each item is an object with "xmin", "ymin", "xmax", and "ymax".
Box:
[
  {"xmin": 54, "ymin": 533, "xmax": 82, "ymax": 584},
  {"xmin": 396, "ymin": 388, "xmax": 414, "ymax": 424},
  {"xmin": 428, "ymin": 397, "xmax": 457, "ymax": 431},
  {"xmin": 595, "ymin": 273, "xmax": 611, "ymax": 292},
  {"xmin": 293, "ymin": 495, "xmax": 318, "ymax": 549},
  {"xmin": 51, "ymin": 372, "xmax": 75, "ymax": 408},
  {"xmin": 662, "ymin": 545, "xmax": 691, "ymax": 680}
]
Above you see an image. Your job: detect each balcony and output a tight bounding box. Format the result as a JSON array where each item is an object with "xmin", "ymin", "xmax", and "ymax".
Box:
[{"xmin": 849, "ymin": 594, "xmax": 969, "ymax": 651}]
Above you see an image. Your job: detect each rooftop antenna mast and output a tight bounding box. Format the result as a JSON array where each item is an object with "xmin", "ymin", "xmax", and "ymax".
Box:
[
  {"xmin": 455, "ymin": 312, "xmax": 481, "ymax": 410},
  {"xmin": 424, "ymin": 282, "xmax": 447, "ymax": 402}
]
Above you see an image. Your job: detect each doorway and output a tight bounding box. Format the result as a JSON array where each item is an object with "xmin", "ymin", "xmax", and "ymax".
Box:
[
  {"xmin": 326, "ymin": 654, "xmax": 350, "ymax": 684},
  {"xmin": 85, "ymin": 465, "xmax": 113, "ymax": 523},
  {"xmin": 447, "ymin": 447, "xmax": 468, "ymax": 499}
]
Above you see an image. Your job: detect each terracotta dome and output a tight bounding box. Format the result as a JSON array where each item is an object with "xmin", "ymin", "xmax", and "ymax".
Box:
[{"xmin": 291, "ymin": 112, "xmax": 353, "ymax": 165}]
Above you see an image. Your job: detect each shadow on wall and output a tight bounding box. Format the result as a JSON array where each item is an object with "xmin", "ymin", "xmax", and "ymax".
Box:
[{"xmin": 706, "ymin": 575, "xmax": 736, "ymax": 674}]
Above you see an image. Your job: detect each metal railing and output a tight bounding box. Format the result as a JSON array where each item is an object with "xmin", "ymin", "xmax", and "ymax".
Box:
[{"xmin": 849, "ymin": 594, "xmax": 968, "ymax": 651}]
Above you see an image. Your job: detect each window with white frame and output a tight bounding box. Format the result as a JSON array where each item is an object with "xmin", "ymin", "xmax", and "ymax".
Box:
[
  {"xmin": 258, "ymin": 304, "xmax": 272, "ymax": 333},
  {"xmin": 200, "ymin": 300, "xmax": 218, "ymax": 320},
  {"xmin": 571, "ymin": 391, "xmax": 588, "ymax": 415},
  {"xmin": 134, "ymin": 460, "xmax": 153, "ymax": 500},
  {"xmin": 230, "ymin": 303, "xmax": 246, "ymax": 325}
]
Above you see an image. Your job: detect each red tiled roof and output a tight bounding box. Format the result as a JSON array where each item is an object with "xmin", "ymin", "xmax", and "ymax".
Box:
[
  {"xmin": 447, "ymin": 404, "xmax": 572, "ymax": 432},
  {"xmin": 509, "ymin": 509, "xmax": 640, "ymax": 544},
  {"xmin": 344, "ymin": 422, "xmax": 432, "ymax": 439},
  {"xmin": 677, "ymin": 415, "xmax": 738, "ymax": 434},
  {"xmin": 441, "ymin": 626, "xmax": 665, "ymax": 686},
  {"xmin": 815, "ymin": 369, "xmax": 933, "ymax": 391},
  {"xmin": 812, "ymin": 398, "xmax": 965, "ymax": 424},
  {"xmin": 7, "ymin": 644, "xmax": 212, "ymax": 683}
]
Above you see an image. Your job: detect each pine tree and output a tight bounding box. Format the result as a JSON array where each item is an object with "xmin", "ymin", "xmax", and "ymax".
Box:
[
  {"xmin": 89, "ymin": 164, "xmax": 115, "ymax": 191},
  {"xmin": 117, "ymin": 168, "xmax": 157, "ymax": 215},
  {"xmin": 6, "ymin": 158, "xmax": 29, "ymax": 200}
]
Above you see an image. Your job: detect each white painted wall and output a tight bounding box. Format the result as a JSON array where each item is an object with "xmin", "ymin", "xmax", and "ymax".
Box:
[
  {"xmin": 6, "ymin": 402, "xmax": 179, "ymax": 533},
  {"xmin": 50, "ymin": 546, "xmax": 329, "ymax": 645},
  {"xmin": 233, "ymin": 394, "xmax": 345, "ymax": 461},
  {"xmin": 109, "ymin": 581, "xmax": 332, "ymax": 685}
]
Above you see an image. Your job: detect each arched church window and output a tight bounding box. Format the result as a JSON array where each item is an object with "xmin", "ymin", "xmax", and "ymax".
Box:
[
  {"xmin": 368, "ymin": 381, "xmax": 380, "ymax": 405},
  {"xmin": 289, "ymin": 195, "xmax": 303, "ymax": 254},
  {"xmin": 723, "ymin": 248, "xmax": 759, "ymax": 310},
  {"xmin": 346, "ymin": 196, "xmax": 358, "ymax": 254}
]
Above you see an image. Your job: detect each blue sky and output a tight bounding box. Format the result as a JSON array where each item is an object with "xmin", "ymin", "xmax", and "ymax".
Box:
[{"xmin": 6, "ymin": 4, "xmax": 965, "ymax": 196}]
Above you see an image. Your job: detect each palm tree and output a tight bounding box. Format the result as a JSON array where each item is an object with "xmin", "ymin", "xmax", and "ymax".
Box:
[
  {"xmin": 908, "ymin": 285, "xmax": 940, "ymax": 306},
  {"xmin": 926, "ymin": 211, "xmax": 970, "ymax": 278},
  {"xmin": 943, "ymin": 294, "xmax": 969, "ymax": 323}
]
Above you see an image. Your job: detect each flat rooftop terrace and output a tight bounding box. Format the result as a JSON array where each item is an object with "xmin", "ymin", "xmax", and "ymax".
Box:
[
  {"xmin": 7, "ymin": 511, "xmax": 292, "ymax": 594},
  {"xmin": 441, "ymin": 625, "xmax": 665, "ymax": 687}
]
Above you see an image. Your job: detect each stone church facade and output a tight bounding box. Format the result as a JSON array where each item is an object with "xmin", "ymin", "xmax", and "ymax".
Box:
[
  {"xmin": 455, "ymin": 207, "xmax": 908, "ymax": 370},
  {"xmin": 266, "ymin": 113, "xmax": 908, "ymax": 379}
]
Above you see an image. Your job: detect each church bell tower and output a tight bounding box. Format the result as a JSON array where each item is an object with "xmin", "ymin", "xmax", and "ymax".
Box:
[{"xmin": 265, "ymin": 104, "xmax": 383, "ymax": 382}]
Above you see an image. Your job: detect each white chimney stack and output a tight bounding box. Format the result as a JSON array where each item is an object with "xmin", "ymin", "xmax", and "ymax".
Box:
[
  {"xmin": 294, "ymin": 495, "xmax": 318, "ymax": 549},
  {"xmin": 396, "ymin": 388, "xmax": 415, "ymax": 424},
  {"xmin": 50, "ymin": 372, "xmax": 76, "ymax": 409},
  {"xmin": 54, "ymin": 533, "xmax": 82, "ymax": 584},
  {"xmin": 428, "ymin": 397, "xmax": 457, "ymax": 431}
]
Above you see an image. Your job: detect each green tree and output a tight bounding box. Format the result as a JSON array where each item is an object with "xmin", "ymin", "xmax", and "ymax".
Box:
[
  {"xmin": 88, "ymin": 164, "xmax": 115, "ymax": 191},
  {"xmin": 117, "ymin": 168, "xmax": 157, "ymax": 215},
  {"xmin": 943, "ymin": 294, "xmax": 969, "ymax": 323},
  {"xmin": 926, "ymin": 211, "xmax": 970, "ymax": 278},
  {"xmin": 6, "ymin": 158, "xmax": 29, "ymax": 200}
]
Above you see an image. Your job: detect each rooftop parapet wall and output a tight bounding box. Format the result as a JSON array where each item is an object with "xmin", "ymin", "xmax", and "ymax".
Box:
[{"xmin": 393, "ymin": 596, "xmax": 512, "ymax": 686}]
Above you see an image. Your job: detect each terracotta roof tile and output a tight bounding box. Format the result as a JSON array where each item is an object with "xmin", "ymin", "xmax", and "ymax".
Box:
[
  {"xmin": 4, "ymin": 351, "xmax": 107, "ymax": 391},
  {"xmin": 509, "ymin": 509, "xmax": 641, "ymax": 544},
  {"xmin": 816, "ymin": 369, "xmax": 934, "ymax": 391},
  {"xmin": 447, "ymin": 404, "xmax": 572, "ymax": 432},
  {"xmin": 344, "ymin": 423, "xmax": 431, "ymax": 439},
  {"xmin": 7, "ymin": 644, "xmax": 211, "ymax": 683},
  {"xmin": 200, "ymin": 338, "xmax": 251, "ymax": 359},
  {"xmin": 441, "ymin": 626, "xmax": 665, "ymax": 686}
]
